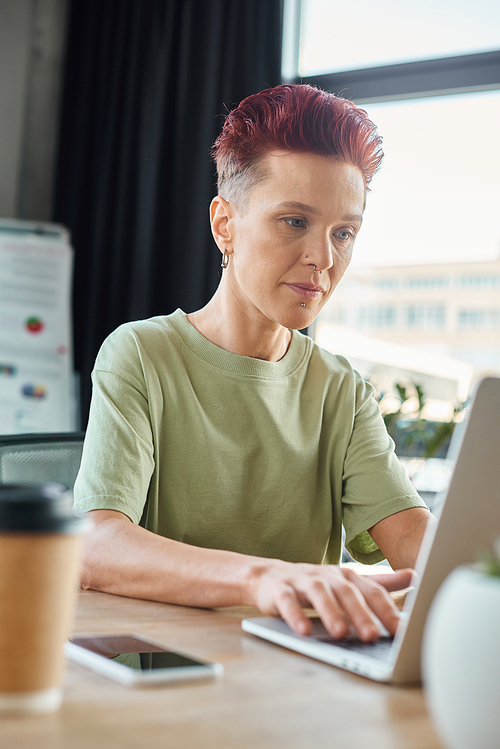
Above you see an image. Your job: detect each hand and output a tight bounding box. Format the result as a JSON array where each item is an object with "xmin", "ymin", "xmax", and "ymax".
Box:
[{"xmin": 250, "ymin": 561, "xmax": 413, "ymax": 641}]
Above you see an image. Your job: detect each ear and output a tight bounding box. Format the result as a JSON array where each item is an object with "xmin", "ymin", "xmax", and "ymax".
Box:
[{"xmin": 210, "ymin": 196, "xmax": 234, "ymax": 256}]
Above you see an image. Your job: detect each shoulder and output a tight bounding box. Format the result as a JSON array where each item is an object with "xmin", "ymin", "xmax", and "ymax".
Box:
[
  {"xmin": 306, "ymin": 335, "xmax": 375, "ymax": 402},
  {"xmin": 94, "ymin": 312, "xmax": 182, "ymax": 376}
]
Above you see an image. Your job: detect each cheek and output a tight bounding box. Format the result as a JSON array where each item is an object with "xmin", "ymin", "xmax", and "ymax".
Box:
[
  {"xmin": 327, "ymin": 253, "xmax": 352, "ymax": 291},
  {"xmin": 336, "ymin": 247, "xmax": 353, "ymax": 274},
  {"xmin": 233, "ymin": 245, "xmax": 271, "ymax": 289},
  {"xmin": 237, "ymin": 236, "xmax": 292, "ymax": 275}
]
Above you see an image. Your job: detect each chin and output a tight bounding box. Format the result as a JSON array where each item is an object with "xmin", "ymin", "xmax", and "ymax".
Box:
[{"xmin": 279, "ymin": 308, "xmax": 319, "ymax": 331}]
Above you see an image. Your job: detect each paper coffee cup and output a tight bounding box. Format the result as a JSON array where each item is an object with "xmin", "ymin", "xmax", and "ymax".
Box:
[{"xmin": 0, "ymin": 484, "xmax": 87, "ymax": 714}]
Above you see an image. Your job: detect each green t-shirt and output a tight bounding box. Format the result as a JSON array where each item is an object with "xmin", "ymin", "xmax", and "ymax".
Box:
[{"xmin": 74, "ymin": 309, "xmax": 425, "ymax": 565}]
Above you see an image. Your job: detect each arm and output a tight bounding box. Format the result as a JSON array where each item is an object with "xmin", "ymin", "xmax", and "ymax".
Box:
[
  {"xmin": 341, "ymin": 373, "xmax": 429, "ymax": 566},
  {"xmin": 81, "ymin": 509, "xmax": 414, "ymax": 642},
  {"xmin": 368, "ymin": 506, "xmax": 436, "ymax": 569}
]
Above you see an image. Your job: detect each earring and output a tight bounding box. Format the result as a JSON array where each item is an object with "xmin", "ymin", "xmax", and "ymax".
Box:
[{"xmin": 221, "ymin": 249, "xmax": 230, "ymax": 269}]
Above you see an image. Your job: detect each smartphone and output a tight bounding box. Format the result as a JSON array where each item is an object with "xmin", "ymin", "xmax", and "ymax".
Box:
[{"xmin": 64, "ymin": 634, "xmax": 224, "ymax": 686}]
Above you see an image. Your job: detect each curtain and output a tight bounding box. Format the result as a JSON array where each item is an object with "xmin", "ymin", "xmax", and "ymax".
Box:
[{"xmin": 53, "ymin": 0, "xmax": 283, "ymax": 425}]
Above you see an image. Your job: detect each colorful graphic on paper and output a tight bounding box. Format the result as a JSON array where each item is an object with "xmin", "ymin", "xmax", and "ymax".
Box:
[
  {"xmin": 0, "ymin": 227, "xmax": 74, "ymax": 433},
  {"xmin": 25, "ymin": 316, "xmax": 45, "ymax": 334},
  {"xmin": 0, "ymin": 364, "xmax": 17, "ymax": 377},
  {"xmin": 21, "ymin": 383, "xmax": 47, "ymax": 399}
]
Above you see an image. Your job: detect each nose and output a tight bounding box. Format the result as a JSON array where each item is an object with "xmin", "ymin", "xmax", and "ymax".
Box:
[{"xmin": 303, "ymin": 235, "xmax": 333, "ymax": 274}]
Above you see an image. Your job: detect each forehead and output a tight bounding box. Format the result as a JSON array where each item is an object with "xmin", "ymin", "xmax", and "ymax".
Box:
[{"xmin": 248, "ymin": 150, "xmax": 365, "ymax": 213}]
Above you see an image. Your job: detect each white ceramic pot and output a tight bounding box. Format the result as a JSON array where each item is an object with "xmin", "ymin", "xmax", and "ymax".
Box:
[{"xmin": 422, "ymin": 565, "xmax": 500, "ymax": 749}]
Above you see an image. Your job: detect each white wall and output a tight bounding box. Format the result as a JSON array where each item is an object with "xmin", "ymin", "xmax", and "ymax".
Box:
[{"xmin": 0, "ymin": 0, "xmax": 67, "ymax": 220}]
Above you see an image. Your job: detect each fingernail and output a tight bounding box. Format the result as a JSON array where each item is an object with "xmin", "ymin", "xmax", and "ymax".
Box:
[
  {"xmin": 333, "ymin": 622, "xmax": 347, "ymax": 638},
  {"xmin": 362, "ymin": 626, "xmax": 377, "ymax": 641},
  {"xmin": 298, "ymin": 620, "xmax": 310, "ymax": 636}
]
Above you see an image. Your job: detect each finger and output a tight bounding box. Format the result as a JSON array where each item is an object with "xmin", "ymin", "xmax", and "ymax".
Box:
[
  {"xmin": 272, "ymin": 583, "xmax": 314, "ymax": 637},
  {"xmin": 342, "ymin": 568, "xmax": 401, "ymax": 636},
  {"xmin": 294, "ymin": 577, "xmax": 351, "ymax": 640},
  {"xmin": 368, "ymin": 568, "xmax": 415, "ymax": 592},
  {"xmin": 325, "ymin": 575, "xmax": 384, "ymax": 642}
]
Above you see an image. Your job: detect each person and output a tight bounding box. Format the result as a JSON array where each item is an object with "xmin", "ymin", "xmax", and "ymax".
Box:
[{"xmin": 74, "ymin": 84, "xmax": 432, "ymax": 642}]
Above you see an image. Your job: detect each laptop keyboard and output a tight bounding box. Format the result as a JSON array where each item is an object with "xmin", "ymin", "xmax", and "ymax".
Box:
[{"xmin": 319, "ymin": 636, "xmax": 394, "ymax": 661}]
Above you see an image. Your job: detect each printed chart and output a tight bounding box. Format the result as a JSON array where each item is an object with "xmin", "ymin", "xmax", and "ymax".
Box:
[{"xmin": 0, "ymin": 219, "xmax": 75, "ymax": 434}]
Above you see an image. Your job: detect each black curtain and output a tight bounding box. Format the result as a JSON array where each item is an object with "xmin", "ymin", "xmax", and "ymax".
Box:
[{"xmin": 53, "ymin": 0, "xmax": 283, "ymax": 426}]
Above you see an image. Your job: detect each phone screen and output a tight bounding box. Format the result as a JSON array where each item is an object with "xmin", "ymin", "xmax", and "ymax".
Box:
[{"xmin": 70, "ymin": 635, "xmax": 210, "ymax": 672}]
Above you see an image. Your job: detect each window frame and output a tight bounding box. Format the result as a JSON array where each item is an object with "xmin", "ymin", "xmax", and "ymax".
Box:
[{"xmin": 282, "ymin": 1, "xmax": 500, "ymax": 104}]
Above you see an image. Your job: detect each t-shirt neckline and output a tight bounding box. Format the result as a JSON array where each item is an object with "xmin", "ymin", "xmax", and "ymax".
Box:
[{"xmin": 168, "ymin": 308, "xmax": 310, "ymax": 379}]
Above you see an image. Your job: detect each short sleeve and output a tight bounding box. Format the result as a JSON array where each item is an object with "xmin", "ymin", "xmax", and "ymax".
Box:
[
  {"xmin": 341, "ymin": 375, "xmax": 427, "ymax": 564},
  {"xmin": 73, "ymin": 326, "xmax": 155, "ymax": 524}
]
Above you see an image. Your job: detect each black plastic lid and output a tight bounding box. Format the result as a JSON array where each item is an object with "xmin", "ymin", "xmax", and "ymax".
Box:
[{"xmin": 0, "ymin": 483, "xmax": 86, "ymax": 533}]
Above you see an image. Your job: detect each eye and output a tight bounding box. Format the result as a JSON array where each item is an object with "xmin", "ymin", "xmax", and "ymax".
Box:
[
  {"xmin": 285, "ymin": 218, "xmax": 307, "ymax": 229},
  {"xmin": 334, "ymin": 229, "xmax": 354, "ymax": 242}
]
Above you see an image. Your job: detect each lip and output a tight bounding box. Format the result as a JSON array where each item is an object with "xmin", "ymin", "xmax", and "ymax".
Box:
[{"xmin": 285, "ymin": 282, "xmax": 325, "ymax": 299}]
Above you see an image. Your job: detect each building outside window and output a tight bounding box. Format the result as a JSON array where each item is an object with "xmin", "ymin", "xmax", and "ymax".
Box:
[
  {"xmin": 458, "ymin": 308, "xmax": 500, "ymax": 329},
  {"xmin": 406, "ymin": 278, "xmax": 450, "ymax": 289},
  {"xmin": 457, "ymin": 275, "xmax": 500, "ymax": 287},
  {"xmin": 406, "ymin": 305, "xmax": 446, "ymax": 330},
  {"xmin": 358, "ymin": 306, "xmax": 398, "ymax": 328}
]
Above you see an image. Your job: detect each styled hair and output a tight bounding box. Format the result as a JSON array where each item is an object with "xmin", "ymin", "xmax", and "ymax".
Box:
[{"xmin": 212, "ymin": 84, "xmax": 383, "ymax": 206}]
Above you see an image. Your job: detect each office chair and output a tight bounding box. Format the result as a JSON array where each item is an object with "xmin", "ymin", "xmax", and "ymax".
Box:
[{"xmin": 0, "ymin": 433, "xmax": 85, "ymax": 490}]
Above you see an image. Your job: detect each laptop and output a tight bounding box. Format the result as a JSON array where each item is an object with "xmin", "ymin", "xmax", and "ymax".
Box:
[{"xmin": 242, "ymin": 376, "xmax": 500, "ymax": 684}]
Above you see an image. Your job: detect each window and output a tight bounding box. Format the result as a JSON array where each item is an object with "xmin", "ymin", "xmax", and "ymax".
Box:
[
  {"xmin": 457, "ymin": 275, "xmax": 500, "ymax": 287},
  {"xmin": 376, "ymin": 278, "xmax": 399, "ymax": 290},
  {"xmin": 358, "ymin": 306, "xmax": 397, "ymax": 328},
  {"xmin": 297, "ymin": 0, "xmax": 500, "ymax": 76},
  {"xmin": 282, "ymin": 0, "xmax": 500, "ymax": 410},
  {"xmin": 406, "ymin": 305, "xmax": 446, "ymax": 329},
  {"xmin": 405, "ymin": 278, "xmax": 450, "ymax": 289},
  {"xmin": 345, "ymin": 91, "xmax": 500, "ymax": 269},
  {"xmin": 458, "ymin": 308, "xmax": 500, "ymax": 329},
  {"xmin": 283, "ymin": 0, "xmax": 500, "ymax": 103}
]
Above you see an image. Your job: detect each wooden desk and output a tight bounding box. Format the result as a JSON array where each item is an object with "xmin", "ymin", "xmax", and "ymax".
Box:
[{"xmin": 2, "ymin": 590, "xmax": 444, "ymax": 749}]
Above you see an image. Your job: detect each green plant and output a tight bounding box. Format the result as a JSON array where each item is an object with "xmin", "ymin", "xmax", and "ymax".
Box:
[
  {"xmin": 375, "ymin": 381, "xmax": 463, "ymax": 459},
  {"xmin": 479, "ymin": 540, "xmax": 500, "ymax": 577}
]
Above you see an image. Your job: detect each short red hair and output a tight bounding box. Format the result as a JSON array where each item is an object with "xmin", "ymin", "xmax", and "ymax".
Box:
[{"xmin": 213, "ymin": 84, "xmax": 383, "ymax": 204}]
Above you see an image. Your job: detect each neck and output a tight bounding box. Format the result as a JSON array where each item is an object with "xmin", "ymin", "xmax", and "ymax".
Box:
[{"xmin": 187, "ymin": 286, "xmax": 292, "ymax": 362}]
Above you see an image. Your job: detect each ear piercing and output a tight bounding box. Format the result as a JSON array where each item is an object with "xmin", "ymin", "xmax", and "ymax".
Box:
[{"xmin": 221, "ymin": 249, "xmax": 230, "ymax": 269}]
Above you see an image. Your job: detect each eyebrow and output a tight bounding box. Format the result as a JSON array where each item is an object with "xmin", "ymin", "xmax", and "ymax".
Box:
[
  {"xmin": 277, "ymin": 201, "xmax": 320, "ymax": 215},
  {"xmin": 276, "ymin": 201, "xmax": 363, "ymax": 223}
]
